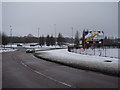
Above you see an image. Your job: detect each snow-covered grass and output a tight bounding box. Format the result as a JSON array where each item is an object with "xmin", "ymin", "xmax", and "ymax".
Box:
[
  {"xmin": 4, "ymin": 44, "xmax": 18, "ymax": 48},
  {"xmin": 0, "ymin": 48, "xmax": 17, "ymax": 53},
  {"xmin": 35, "ymin": 49, "xmax": 119, "ymax": 76}
]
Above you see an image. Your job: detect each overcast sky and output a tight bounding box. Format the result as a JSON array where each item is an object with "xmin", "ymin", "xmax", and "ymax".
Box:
[{"xmin": 2, "ymin": 2, "xmax": 118, "ymax": 38}]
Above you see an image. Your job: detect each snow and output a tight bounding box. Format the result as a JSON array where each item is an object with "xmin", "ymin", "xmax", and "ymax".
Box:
[
  {"xmin": 23, "ymin": 44, "xmax": 67, "ymax": 50},
  {"xmin": 0, "ymin": 48, "xmax": 17, "ymax": 53},
  {"xmin": 0, "ymin": 43, "xmax": 66, "ymax": 53},
  {"xmin": 1, "ymin": 43, "xmax": 65, "ymax": 49},
  {"xmin": 4, "ymin": 44, "xmax": 18, "ymax": 48},
  {"xmin": 36, "ymin": 49, "xmax": 119, "ymax": 76}
]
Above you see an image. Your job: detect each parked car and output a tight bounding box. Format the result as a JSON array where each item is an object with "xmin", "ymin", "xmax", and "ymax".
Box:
[{"xmin": 26, "ymin": 48, "xmax": 35, "ymax": 53}]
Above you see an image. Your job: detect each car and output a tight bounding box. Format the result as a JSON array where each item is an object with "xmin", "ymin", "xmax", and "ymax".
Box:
[
  {"xmin": 17, "ymin": 44, "xmax": 23, "ymax": 46},
  {"xmin": 26, "ymin": 48, "xmax": 35, "ymax": 53},
  {"xmin": 30, "ymin": 44, "xmax": 36, "ymax": 46}
]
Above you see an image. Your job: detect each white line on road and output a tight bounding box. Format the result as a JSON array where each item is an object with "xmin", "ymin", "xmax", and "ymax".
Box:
[
  {"xmin": 31, "ymin": 54, "xmax": 38, "ymax": 60},
  {"xmin": 21, "ymin": 61, "xmax": 72, "ymax": 88},
  {"xmin": 34, "ymin": 70, "xmax": 72, "ymax": 87},
  {"xmin": 21, "ymin": 61, "xmax": 27, "ymax": 67}
]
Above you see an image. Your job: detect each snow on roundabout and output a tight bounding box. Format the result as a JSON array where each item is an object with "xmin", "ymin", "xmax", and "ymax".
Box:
[{"xmin": 35, "ymin": 49, "xmax": 119, "ymax": 76}]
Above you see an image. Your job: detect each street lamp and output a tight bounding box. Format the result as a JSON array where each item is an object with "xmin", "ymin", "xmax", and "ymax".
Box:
[
  {"xmin": 10, "ymin": 26, "xmax": 12, "ymax": 48},
  {"xmin": 38, "ymin": 27, "xmax": 40, "ymax": 38},
  {"xmin": 38, "ymin": 27, "xmax": 40, "ymax": 48},
  {"xmin": 54, "ymin": 24, "xmax": 56, "ymax": 48},
  {"xmin": 71, "ymin": 27, "xmax": 73, "ymax": 45}
]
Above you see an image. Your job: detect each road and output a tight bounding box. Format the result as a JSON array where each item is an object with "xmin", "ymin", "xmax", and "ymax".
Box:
[
  {"xmin": 0, "ymin": 53, "xmax": 2, "ymax": 89},
  {"xmin": 2, "ymin": 48, "xmax": 119, "ymax": 88}
]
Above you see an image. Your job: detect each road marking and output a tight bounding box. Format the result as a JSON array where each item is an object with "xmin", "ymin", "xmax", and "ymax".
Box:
[
  {"xmin": 31, "ymin": 54, "xmax": 37, "ymax": 59},
  {"xmin": 21, "ymin": 61, "xmax": 72, "ymax": 88},
  {"xmin": 21, "ymin": 61, "xmax": 27, "ymax": 67},
  {"xmin": 34, "ymin": 70, "xmax": 72, "ymax": 87}
]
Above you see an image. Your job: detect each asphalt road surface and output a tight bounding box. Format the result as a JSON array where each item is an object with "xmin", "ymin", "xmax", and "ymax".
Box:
[
  {"xmin": 2, "ymin": 48, "xmax": 119, "ymax": 88},
  {"xmin": 0, "ymin": 53, "xmax": 2, "ymax": 89}
]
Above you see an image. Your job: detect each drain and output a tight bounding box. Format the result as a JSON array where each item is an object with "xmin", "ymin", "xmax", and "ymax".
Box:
[{"xmin": 104, "ymin": 60, "xmax": 112, "ymax": 62}]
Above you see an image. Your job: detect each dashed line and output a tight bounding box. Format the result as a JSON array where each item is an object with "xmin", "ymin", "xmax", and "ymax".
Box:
[
  {"xmin": 21, "ymin": 61, "xmax": 72, "ymax": 88},
  {"xmin": 21, "ymin": 61, "xmax": 27, "ymax": 67}
]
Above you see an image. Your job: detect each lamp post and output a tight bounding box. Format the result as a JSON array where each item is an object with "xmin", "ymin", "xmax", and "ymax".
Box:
[
  {"xmin": 38, "ymin": 27, "xmax": 40, "ymax": 48},
  {"xmin": 54, "ymin": 24, "xmax": 56, "ymax": 48},
  {"xmin": 10, "ymin": 26, "xmax": 12, "ymax": 48},
  {"xmin": 71, "ymin": 27, "xmax": 73, "ymax": 45},
  {"xmin": 38, "ymin": 28, "xmax": 40, "ymax": 38}
]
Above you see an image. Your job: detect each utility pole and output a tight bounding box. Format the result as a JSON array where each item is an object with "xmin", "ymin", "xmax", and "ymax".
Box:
[
  {"xmin": 71, "ymin": 27, "xmax": 73, "ymax": 45},
  {"xmin": 38, "ymin": 27, "xmax": 40, "ymax": 48},
  {"xmin": 54, "ymin": 24, "xmax": 56, "ymax": 48},
  {"xmin": 38, "ymin": 27, "xmax": 40, "ymax": 38},
  {"xmin": 10, "ymin": 26, "xmax": 12, "ymax": 48}
]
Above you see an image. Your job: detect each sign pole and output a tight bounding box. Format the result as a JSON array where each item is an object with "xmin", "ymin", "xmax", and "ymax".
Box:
[
  {"xmin": 82, "ymin": 30, "xmax": 85, "ymax": 49},
  {"xmin": 93, "ymin": 42, "xmax": 95, "ymax": 55}
]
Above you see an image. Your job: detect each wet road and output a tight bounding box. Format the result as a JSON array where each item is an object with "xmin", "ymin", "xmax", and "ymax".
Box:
[{"xmin": 2, "ymin": 49, "xmax": 119, "ymax": 88}]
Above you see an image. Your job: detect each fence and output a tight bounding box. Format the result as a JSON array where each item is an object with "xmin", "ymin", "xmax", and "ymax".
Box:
[{"xmin": 69, "ymin": 47, "xmax": 119, "ymax": 59}]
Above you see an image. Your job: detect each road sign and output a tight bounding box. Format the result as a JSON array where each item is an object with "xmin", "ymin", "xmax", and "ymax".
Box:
[{"xmin": 84, "ymin": 31, "xmax": 104, "ymax": 44}]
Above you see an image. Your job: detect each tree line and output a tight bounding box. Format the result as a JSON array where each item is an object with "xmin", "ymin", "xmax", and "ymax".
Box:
[
  {"xmin": 39, "ymin": 33, "xmax": 65, "ymax": 47},
  {"xmin": 0, "ymin": 31, "xmax": 120, "ymax": 48},
  {"xmin": 0, "ymin": 32, "xmax": 66, "ymax": 47}
]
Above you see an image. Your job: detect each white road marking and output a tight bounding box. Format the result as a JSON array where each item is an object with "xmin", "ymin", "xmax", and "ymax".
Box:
[
  {"xmin": 21, "ymin": 61, "xmax": 72, "ymax": 88},
  {"xmin": 21, "ymin": 61, "xmax": 27, "ymax": 67},
  {"xmin": 30, "ymin": 54, "xmax": 38, "ymax": 59},
  {"xmin": 34, "ymin": 70, "xmax": 72, "ymax": 87}
]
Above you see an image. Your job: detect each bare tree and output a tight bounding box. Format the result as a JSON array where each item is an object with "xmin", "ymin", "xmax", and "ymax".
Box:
[
  {"xmin": 57, "ymin": 33, "xmax": 64, "ymax": 47},
  {"xmin": 50, "ymin": 35, "xmax": 55, "ymax": 46},
  {"xmin": 2, "ymin": 32, "xmax": 9, "ymax": 48},
  {"xmin": 46, "ymin": 35, "xmax": 50, "ymax": 46},
  {"xmin": 41, "ymin": 35, "xmax": 45, "ymax": 46}
]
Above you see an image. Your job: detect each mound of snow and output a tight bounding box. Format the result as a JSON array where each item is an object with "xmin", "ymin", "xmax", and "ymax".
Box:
[{"xmin": 35, "ymin": 49, "xmax": 119, "ymax": 76}]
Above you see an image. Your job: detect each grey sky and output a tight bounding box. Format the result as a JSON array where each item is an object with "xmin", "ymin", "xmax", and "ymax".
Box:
[
  {"xmin": 2, "ymin": 2, "xmax": 118, "ymax": 38},
  {"xmin": 0, "ymin": 2, "xmax": 2, "ymax": 33}
]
